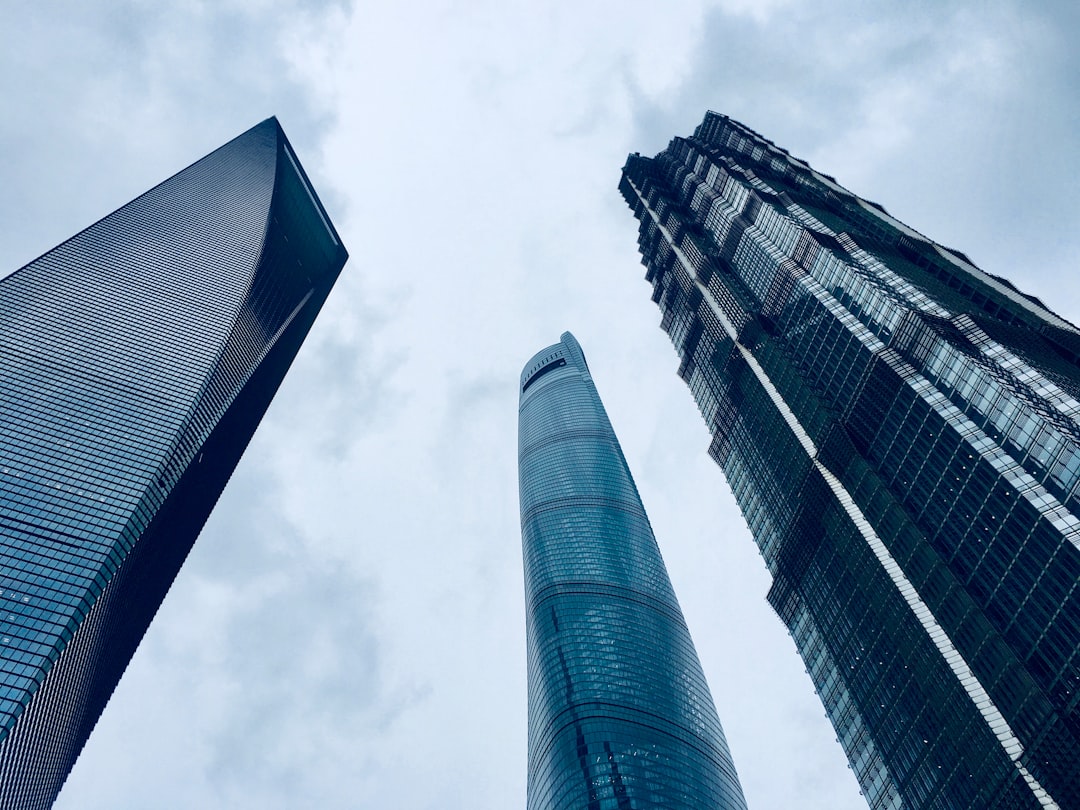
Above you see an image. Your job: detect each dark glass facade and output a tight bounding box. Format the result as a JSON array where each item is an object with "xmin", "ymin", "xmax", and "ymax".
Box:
[
  {"xmin": 0, "ymin": 118, "xmax": 347, "ymax": 808},
  {"xmin": 519, "ymin": 332, "xmax": 748, "ymax": 810},
  {"xmin": 620, "ymin": 112, "xmax": 1079, "ymax": 809}
]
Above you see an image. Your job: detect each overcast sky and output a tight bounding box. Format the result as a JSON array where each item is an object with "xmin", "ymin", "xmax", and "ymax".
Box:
[{"xmin": 1, "ymin": 1, "xmax": 1078, "ymax": 808}]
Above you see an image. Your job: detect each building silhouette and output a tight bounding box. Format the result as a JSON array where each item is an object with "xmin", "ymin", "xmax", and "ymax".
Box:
[
  {"xmin": 0, "ymin": 118, "xmax": 347, "ymax": 808},
  {"xmin": 620, "ymin": 112, "xmax": 1079, "ymax": 809},
  {"xmin": 518, "ymin": 331, "xmax": 748, "ymax": 810}
]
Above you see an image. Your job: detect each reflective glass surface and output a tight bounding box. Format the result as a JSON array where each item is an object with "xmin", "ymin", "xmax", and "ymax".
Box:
[
  {"xmin": 519, "ymin": 332, "xmax": 747, "ymax": 810},
  {"xmin": 621, "ymin": 113, "xmax": 1079, "ymax": 809},
  {"xmin": 0, "ymin": 119, "xmax": 347, "ymax": 808}
]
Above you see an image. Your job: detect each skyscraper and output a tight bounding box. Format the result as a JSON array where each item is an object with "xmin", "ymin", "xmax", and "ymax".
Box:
[
  {"xmin": 0, "ymin": 118, "xmax": 347, "ymax": 808},
  {"xmin": 620, "ymin": 113, "xmax": 1079, "ymax": 810},
  {"xmin": 518, "ymin": 332, "xmax": 748, "ymax": 810}
]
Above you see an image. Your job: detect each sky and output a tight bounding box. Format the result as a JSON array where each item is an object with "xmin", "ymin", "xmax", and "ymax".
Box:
[{"xmin": 0, "ymin": 1, "xmax": 1078, "ymax": 807}]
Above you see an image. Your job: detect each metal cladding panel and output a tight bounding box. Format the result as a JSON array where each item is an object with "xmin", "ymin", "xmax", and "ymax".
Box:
[
  {"xmin": 518, "ymin": 332, "xmax": 747, "ymax": 810},
  {"xmin": 621, "ymin": 113, "xmax": 1080, "ymax": 809},
  {"xmin": 0, "ymin": 118, "xmax": 347, "ymax": 808}
]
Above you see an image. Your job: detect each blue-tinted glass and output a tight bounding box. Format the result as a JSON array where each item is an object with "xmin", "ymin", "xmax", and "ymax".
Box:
[
  {"xmin": 621, "ymin": 113, "xmax": 1079, "ymax": 809},
  {"xmin": 519, "ymin": 332, "xmax": 748, "ymax": 810},
  {"xmin": 0, "ymin": 119, "xmax": 347, "ymax": 808}
]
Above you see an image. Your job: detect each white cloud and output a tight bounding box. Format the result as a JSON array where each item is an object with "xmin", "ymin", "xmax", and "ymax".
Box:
[{"xmin": 0, "ymin": 0, "xmax": 1072, "ymax": 807}]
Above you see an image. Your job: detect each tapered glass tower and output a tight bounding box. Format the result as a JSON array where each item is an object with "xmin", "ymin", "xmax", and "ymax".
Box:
[
  {"xmin": 620, "ymin": 112, "xmax": 1079, "ymax": 809},
  {"xmin": 0, "ymin": 118, "xmax": 347, "ymax": 808},
  {"xmin": 519, "ymin": 332, "xmax": 747, "ymax": 810}
]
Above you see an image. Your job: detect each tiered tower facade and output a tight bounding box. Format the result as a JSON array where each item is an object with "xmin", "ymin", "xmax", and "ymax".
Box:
[{"xmin": 620, "ymin": 113, "xmax": 1078, "ymax": 809}]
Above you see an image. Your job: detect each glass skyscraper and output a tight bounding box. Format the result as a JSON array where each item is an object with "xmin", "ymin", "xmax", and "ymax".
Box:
[
  {"xmin": 0, "ymin": 118, "xmax": 347, "ymax": 808},
  {"xmin": 619, "ymin": 112, "xmax": 1079, "ymax": 809},
  {"xmin": 518, "ymin": 332, "xmax": 748, "ymax": 810}
]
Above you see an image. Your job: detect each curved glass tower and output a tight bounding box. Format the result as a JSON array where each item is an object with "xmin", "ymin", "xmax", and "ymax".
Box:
[
  {"xmin": 0, "ymin": 118, "xmax": 347, "ymax": 808},
  {"xmin": 518, "ymin": 332, "xmax": 747, "ymax": 810}
]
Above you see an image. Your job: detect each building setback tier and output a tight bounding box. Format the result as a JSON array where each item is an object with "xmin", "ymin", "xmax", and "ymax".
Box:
[{"xmin": 621, "ymin": 112, "xmax": 1078, "ymax": 810}]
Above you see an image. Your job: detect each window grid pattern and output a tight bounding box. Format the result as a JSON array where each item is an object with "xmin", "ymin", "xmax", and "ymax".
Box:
[
  {"xmin": 0, "ymin": 118, "xmax": 347, "ymax": 809},
  {"xmin": 520, "ymin": 333, "xmax": 747, "ymax": 810},
  {"xmin": 620, "ymin": 112, "xmax": 1079, "ymax": 809}
]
